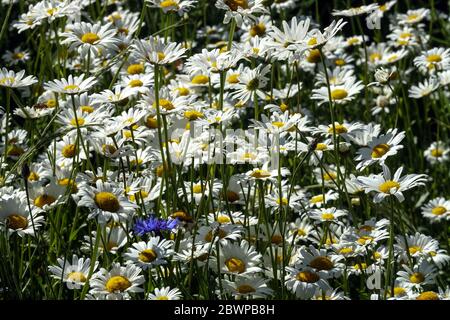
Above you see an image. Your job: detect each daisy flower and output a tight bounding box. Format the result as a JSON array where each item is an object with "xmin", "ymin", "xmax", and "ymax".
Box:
[
  {"xmin": 0, "ymin": 68, "xmax": 37, "ymax": 88},
  {"xmin": 78, "ymin": 180, "xmax": 137, "ymax": 223},
  {"xmin": 308, "ymin": 207, "xmax": 348, "ymax": 225},
  {"xmin": 44, "ymin": 74, "xmax": 97, "ymax": 95},
  {"xmin": 396, "ymin": 260, "xmax": 437, "ymax": 290},
  {"xmin": 61, "ymin": 22, "xmax": 119, "ymax": 57},
  {"xmin": 214, "ymin": 240, "xmax": 262, "ymax": 276},
  {"xmin": 148, "ymin": 286, "xmax": 182, "ymax": 300},
  {"xmin": 355, "ymin": 128, "xmax": 405, "ymax": 170},
  {"xmin": 132, "ymin": 36, "xmax": 186, "ymax": 65},
  {"xmin": 356, "ymin": 164, "xmax": 427, "ymax": 203},
  {"xmin": 0, "ymin": 193, "xmax": 44, "ymax": 237},
  {"xmin": 285, "ymin": 266, "xmax": 331, "ymax": 299},
  {"xmin": 231, "ymin": 64, "xmax": 270, "ymax": 104},
  {"xmin": 397, "ymin": 8, "xmax": 430, "ymax": 25},
  {"xmin": 2, "ymin": 48, "xmax": 30, "ymax": 66},
  {"xmin": 421, "ymin": 198, "xmax": 450, "ymax": 222},
  {"xmin": 414, "ymin": 48, "xmax": 450, "ymax": 72},
  {"xmin": 311, "ymin": 76, "xmax": 364, "ymax": 105},
  {"xmin": 48, "ymin": 255, "xmax": 98, "ymax": 289},
  {"xmin": 395, "ymin": 232, "xmax": 440, "ymax": 259},
  {"xmin": 124, "ymin": 237, "xmax": 174, "ymax": 270},
  {"xmin": 90, "ymin": 263, "xmax": 145, "ymax": 299},
  {"xmin": 424, "ymin": 141, "xmax": 449, "ymax": 164},
  {"xmin": 221, "ymin": 276, "xmax": 273, "ymax": 298}
]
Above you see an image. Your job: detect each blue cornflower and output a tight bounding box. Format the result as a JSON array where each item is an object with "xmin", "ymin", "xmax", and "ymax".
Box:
[{"xmin": 134, "ymin": 215, "xmax": 179, "ymax": 236}]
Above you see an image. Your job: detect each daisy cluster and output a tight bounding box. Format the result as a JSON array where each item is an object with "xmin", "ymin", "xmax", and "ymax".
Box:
[{"xmin": 0, "ymin": 0, "xmax": 449, "ymax": 300}]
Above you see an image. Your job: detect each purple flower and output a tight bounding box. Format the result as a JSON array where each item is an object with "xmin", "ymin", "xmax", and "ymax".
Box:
[{"xmin": 134, "ymin": 215, "xmax": 179, "ymax": 236}]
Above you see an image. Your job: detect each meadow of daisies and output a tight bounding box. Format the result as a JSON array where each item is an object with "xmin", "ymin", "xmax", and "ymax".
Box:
[{"xmin": 0, "ymin": 0, "xmax": 449, "ymax": 301}]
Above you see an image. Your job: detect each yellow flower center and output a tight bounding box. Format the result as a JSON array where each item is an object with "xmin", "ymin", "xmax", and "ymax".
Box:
[
  {"xmin": 280, "ymin": 103, "xmax": 288, "ymax": 112},
  {"xmin": 296, "ymin": 271, "xmax": 320, "ymax": 283},
  {"xmin": 227, "ymin": 74, "xmax": 240, "ymax": 84},
  {"xmin": 160, "ymin": 0, "xmax": 179, "ymax": 9},
  {"xmin": 177, "ymin": 87, "xmax": 190, "ymax": 96},
  {"xmin": 328, "ymin": 124, "xmax": 348, "ymax": 134},
  {"xmin": 347, "ymin": 37, "xmax": 359, "ymax": 45},
  {"xmin": 157, "ymin": 51, "xmax": 166, "ymax": 61},
  {"xmin": 271, "ymin": 121, "xmax": 285, "ymax": 128},
  {"xmin": 129, "ymin": 79, "xmax": 143, "ymax": 87},
  {"xmin": 409, "ymin": 272, "xmax": 425, "ymax": 284},
  {"xmin": 6, "ymin": 214, "xmax": 28, "ymax": 230},
  {"xmin": 192, "ymin": 184, "xmax": 204, "ymax": 194},
  {"xmin": 323, "ymin": 172, "xmax": 337, "ymax": 181},
  {"xmin": 409, "ymin": 246, "xmax": 422, "ymax": 255},
  {"xmin": 335, "ymin": 58, "xmax": 346, "ymax": 66},
  {"xmin": 371, "ymin": 143, "xmax": 390, "ymax": 158},
  {"xmin": 47, "ymin": 99, "xmax": 57, "ymax": 108},
  {"xmin": 94, "ymin": 192, "xmax": 120, "ymax": 212},
  {"xmin": 145, "ymin": 116, "xmax": 159, "ymax": 129},
  {"xmin": 153, "ymin": 99, "xmax": 174, "ymax": 110},
  {"xmin": 127, "ymin": 64, "xmax": 144, "ymax": 75},
  {"xmin": 139, "ymin": 249, "xmax": 157, "ymax": 263},
  {"xmin": 58, "ymin": 178, "xmax": 78, "ymax": 193},
  {"xmin": 297, "ymin": 228, "xmax": 306, "ymax": 236},
  {"xmin": 379, "ymin": 180, "xmax": 400, "ymax": 194},
  {"xmin": 105, "ymin": 276, "xmax": 131, "ymax": 293},
  {"xmin": 28, "ymin": 172, "xmax": 40, "ymax": 181},
  {"xmin": 339, "ymin": 247, "xmax": 354, "ymax": 255},
  {"xmin": 67, "ymin": 272, "xmax": 87, "ymax": 283},
  {"xmin": 70, "ymin": 117, "xmax": 85, "ymax": 126},
  {"xmin": 80, "ymin": 105, "xmax": 94, "ymax": 113},
  {"xmin": 276, "ymin": 197, "xmax": 288, "ymax": 206},
  {"xmin": 416, "ymin": 291, "xmax": 439, "ymax": 300},
  {"xmin": 357, "ymin": 236, "xmax": 374, "ymax": 245},
  {"xmin": 250, "ymin": 23, "xmax": 266, "ymax": 37},
  {"xmin": 370, "ymin": 53, "xmax": 382, "ymax": 62},
  {"xmin": 250, "ymin": 169, "xmax": 271, "ymax": 179},
  {"xmin": 171, "ymin": 211, "xmax": 192, "ymax": 222},
  {"xmin": 393, "ymin": 287, "xmax": 406, "ymax": 296},
  {"xmin": 224, "ymin": 0, "xmax": 248, "ymax": 11},
  {"xmin": 310, "ymin": 195, "xmax": 324, "ymax": 204},
  {"xmin": 225, "ymin": 257, "xmax": 246, "ymax": 273},
  {"xmin": 204, "ymin": 228, "xmax": 227, "ymax": 242},
  {"xmin": 431, "ymin": 206, "xmax": 446, "ymax": 215},
  {"xmin": 34, "ymin": 194, "xmax": 56, "ymax": 208},
  {"xmin": 307, "ymin": 49, "xmax": 321, "ymax": 63},
  {"xmin": 191, "ymin": 75, "xmax": 209, "ymax": 84},
  {"xmin": 308, "ymin": 37, "xmax": 317, "ymax": 46},
  {"xmin": 315, "ymin": 143, "xmax": 328, "ymax": 151},
  {"xmin": 237, "ymin": 284, "xmax": 256, "ymax": 294},
  {"xmin": 216, "ymin": 215, "xmax": 231, "ymax": 224},
  {"xmin": 431, "ymin": 148, "xmax": 443, "ymax": 157},
  {"xmin": 321, "ymin": 213, "xmax": 335, "ymax": 220},
  {"xmin": 12, "ymin": 52, "xmax": 25, "ymax": 60},
  {"xmin": 184, "ymin": 110, "xmax": 204, "ymax": 120},
  {"xmin": 62, "ymin": 144, "xmax": 77, "ymax": 158},
  {"xmin": 63, "ymin": 84, "xmax": 80, "ymax": 91},
  {"xmin": 426, "ymin": 54, "xmax": 441, "ymax": 63},
  {"xmin": 407, "ymin": 14, "xmax": 419, "ymax": 22},
  {"xmin": 330, "ymin": 89, "xmax": 348, "ymax": 100},
  {"xmin": 81, "ymin": 33, "xmax": 100, "ymax": 44},
  {"xmin": 309, "ymin": 256, "xmax": 334, "ymax": 271}
]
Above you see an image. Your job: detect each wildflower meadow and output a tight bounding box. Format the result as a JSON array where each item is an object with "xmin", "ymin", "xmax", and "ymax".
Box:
[{"xmin": 0, "ymin": 0, "xmax": 449, "ymax": 302}]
